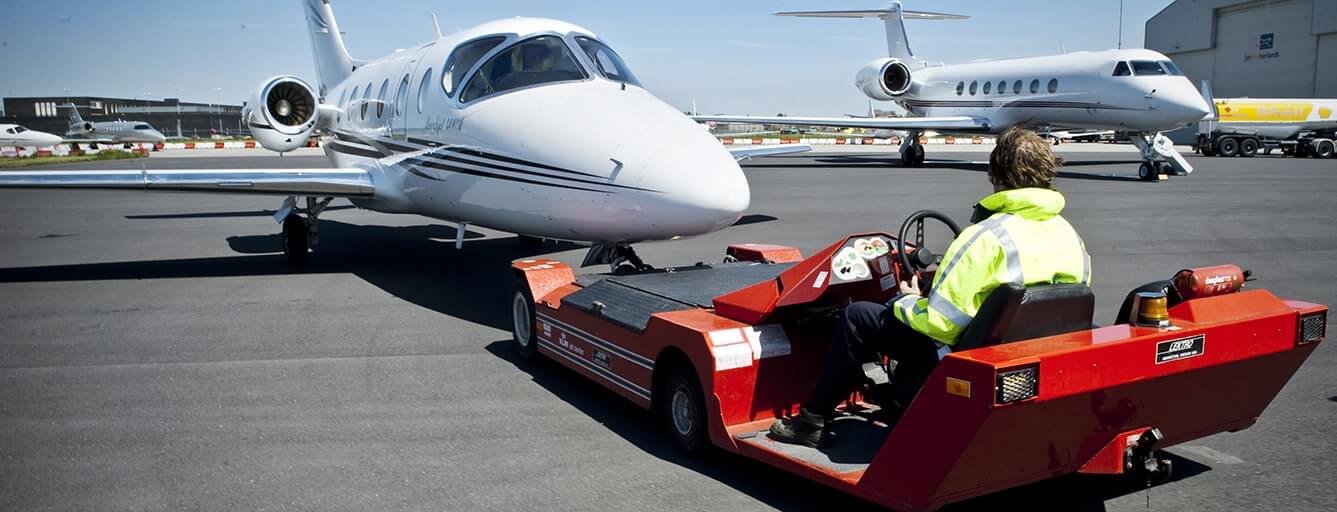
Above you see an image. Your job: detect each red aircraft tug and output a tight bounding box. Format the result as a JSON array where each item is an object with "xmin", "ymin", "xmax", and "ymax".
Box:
[{"xmin": 509, "ymin": 211, "xmax": 1326, "ymax": 511}]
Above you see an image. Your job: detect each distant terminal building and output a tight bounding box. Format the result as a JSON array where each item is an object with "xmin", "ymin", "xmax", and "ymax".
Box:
[
  {"xmin": 1146, "ymin": 0, "xmax": 1337, "ymax": 99},
  {"xmin": 2, "ymin": 96, "xmax": 245, "ymax": 139}
]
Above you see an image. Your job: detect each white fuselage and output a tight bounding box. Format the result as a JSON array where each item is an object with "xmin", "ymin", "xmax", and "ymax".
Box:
[
  {"xmin": 69, "ymin": 121, "xmax": 167, "ymax": 144},
  {"xmin": 0, "ymin": 124, "xmax": 62, "ymax": 148},
  {"xmin": 894, "ymin": 49, "xmax": 1210, "ymax": 133},
  {"xmin": 315, "ymin": 19, "xmax": 748, "ymax": 244}
]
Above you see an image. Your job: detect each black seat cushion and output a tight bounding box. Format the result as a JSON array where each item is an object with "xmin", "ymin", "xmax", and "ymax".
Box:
[{"xmin": 955, "ymin": 283, "xmax": 1095, "ymax": 351}]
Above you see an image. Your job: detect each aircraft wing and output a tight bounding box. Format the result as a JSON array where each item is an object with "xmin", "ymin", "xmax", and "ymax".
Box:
[
  {"xmin": 692, "ymin": 114, "xmax": 988, "ymax": 132},
  {"xmin": 0, "ymin": 168, "xmax": 375, "ymax": 197},
  {"xmin": 727, "ymin": 143, "xmax": 812, "ymax": 161}
]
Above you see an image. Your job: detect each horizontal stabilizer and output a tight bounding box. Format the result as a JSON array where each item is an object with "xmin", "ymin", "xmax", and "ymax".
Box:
[
  {"xmin": 775, "ymin": 9, "xmax": 968, "ymax": 20},
  {"xmin": 693, "ymin": 114, "xmax": 988, "ymax": 132},
  {"xmin": 0, "ymin": 168, "xmax": 375, "ymax": 197}
]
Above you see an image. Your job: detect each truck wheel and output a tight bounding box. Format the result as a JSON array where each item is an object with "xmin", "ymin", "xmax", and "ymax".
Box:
[
  {"xmin": 1217, "ymin": 137, "xmax": 1239, "ymax": 157},
  {"xmin": 1202, "ymin": 143, "xmax": 1217, "ymax": 157},
  {"xmin": 1240, "ymin": 138, "xmax": 1259, "ymax": 157},
  {"xmin": 1316, "ymin": 140, "xmax": 1335, "ymax": 159},
  {"xmin": 659, "ymin": 363, "xmax": 708, "ymax": 454},
  {"xmin": 511, "ymin": 283, "xmax": 538, "ymax": 359}
]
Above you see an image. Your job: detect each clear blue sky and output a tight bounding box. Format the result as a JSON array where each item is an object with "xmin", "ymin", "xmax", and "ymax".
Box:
[{"xmin": 0, "ymin": 1, "xmax": 1170, "ymax": 116}]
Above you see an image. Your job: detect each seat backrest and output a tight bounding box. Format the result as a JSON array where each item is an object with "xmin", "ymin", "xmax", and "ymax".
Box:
[{"xmin": 955, "ymin": 283, "xmax": 1095, "ymax": 351}]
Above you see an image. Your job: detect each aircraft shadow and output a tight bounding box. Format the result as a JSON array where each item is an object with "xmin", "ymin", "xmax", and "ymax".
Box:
[
  {"xmin": 484, "ymin": 340, "xmax": 1213, "ymax": 512},
  {"xmin": 0, "ymin": 219, "xmax": 575, "ymax": 330},
  {"xmin": 733, "ymin": 214, "xmax": 779, "ymax": 227}
]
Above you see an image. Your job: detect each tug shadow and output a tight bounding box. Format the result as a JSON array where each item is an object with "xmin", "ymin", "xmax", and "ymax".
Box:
[
  {"xmin": 486, "ymin": 340, "xmax": 1213, "ymax": 512},
  {"xmin": 0, "ymin": 219, "xmax": 577, "ymax": 330}
]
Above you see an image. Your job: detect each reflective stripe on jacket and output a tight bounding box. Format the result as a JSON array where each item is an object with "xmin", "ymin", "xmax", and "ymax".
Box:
[{"xmin": 892, "ymin": 188, "xmax": 1090, "ymax": 344}]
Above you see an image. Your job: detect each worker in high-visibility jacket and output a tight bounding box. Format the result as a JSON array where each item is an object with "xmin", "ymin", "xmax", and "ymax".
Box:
[{"xmin": 771, "ymin": 127, "xmax": 1091, "ymax": 448}]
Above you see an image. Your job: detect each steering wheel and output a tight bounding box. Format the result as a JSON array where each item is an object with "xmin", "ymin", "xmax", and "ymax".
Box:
[{"xmin": 896, "ymin": 209, "xmax": 963, "ymax": 285}]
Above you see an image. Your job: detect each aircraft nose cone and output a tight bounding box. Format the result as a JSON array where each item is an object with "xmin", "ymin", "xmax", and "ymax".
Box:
[{"xmin": 692, "ymin": 162, "xmax": 750, "ymax": 230}]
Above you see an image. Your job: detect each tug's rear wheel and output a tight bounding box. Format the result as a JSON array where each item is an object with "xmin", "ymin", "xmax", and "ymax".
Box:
[
  {"xmin": 511, "ymin": 283, "xmax": 538, "ymax": 359},
  {"xmin": 659, "ymin": 364, "xmax": 708, "ymax": 454}
]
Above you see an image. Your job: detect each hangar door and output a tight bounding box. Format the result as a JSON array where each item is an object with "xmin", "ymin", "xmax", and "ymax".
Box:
[{"xmin": 1213, "ymin": 0, "xmax": 1316, "ymax": 97}]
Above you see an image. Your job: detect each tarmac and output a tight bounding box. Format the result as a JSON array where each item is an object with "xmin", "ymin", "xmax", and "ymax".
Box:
[{"xmin": 1, "ymin": 145, "xmax": 1334, "ymax": 511}]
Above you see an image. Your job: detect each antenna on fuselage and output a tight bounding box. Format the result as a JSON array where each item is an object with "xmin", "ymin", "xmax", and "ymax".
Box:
[{"xmin": 430, "ymin": 13, "xmax": 442, "ymax": 40}]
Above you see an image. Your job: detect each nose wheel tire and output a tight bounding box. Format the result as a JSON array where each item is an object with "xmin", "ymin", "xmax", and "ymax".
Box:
[
  {"xmin": 511, "ymin": 284, "xmax": 538, "ymax": 359},
  {"xmin": 1138, "ymin": 162, "xmax": 1158, "ymax": 182},
  {"xmin": 659, "ymin": 364, "xmax": 708, "ymax": 454},
  {"xmin": 281, "ymin": 214, "xmax": 309, "ymax": 265},
  {"xmin": 901, "ymin": 144, "xmax": 925, "ymax": 168}
]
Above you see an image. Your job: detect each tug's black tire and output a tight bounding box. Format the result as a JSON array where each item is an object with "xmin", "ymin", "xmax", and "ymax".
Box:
[
  {"xmin": 510, "ymin": 282, "xmax": 538, "ymax": 359},
  {"xmin": 658, "ymin": 363, "xmax": 709, "ymax": 454}
]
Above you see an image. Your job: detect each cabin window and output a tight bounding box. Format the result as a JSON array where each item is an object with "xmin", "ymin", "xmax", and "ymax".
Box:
[
  {"xmin": 417, "ymin": 68, "xmax": 433, "ymax": 113},
  {"xmin": 1131, "ymin": 61, "xmax": 1167, "ymax": 76},
  {"xmin": 361, "ymin": 82, "xmax": 372, "ymax": 120},
  {"xmin": 442, "ymin": 36, "xmax": 506, "ymax": 97},
  {"xmin": 1159, "ymin": 60, "xmax": 1184, "ymax": 76},
  {"xmin": 996, "ymin": 81, "xmax": 1006, "ymax": 94},
  {"xmin": 969, "ymin": 81, "xmax": 978, "ymax": 95},
  {"xmin": 1113, "ymin": 61, "xmax": 1131, "ymax": 77},
  {"xmin": 955, "ymin": 81, "xmax": 964, "ymax": 95},
  {"xmin": 1029, "ymin": 79, "xmax": 1039, "ymax": 94},
  {"xmin": 1047, "ymin": 78, "xmax": 1058, "ymax": 93},
  {"xmin": 1013, "ymin": 80, "xmax": 1022, "ymax": 94},
  {"xmin": 347, "ymin": 86, "xmax": 358, "ymax": 115},
  {"xmin": 376, "ymin": 79, "xmax": 389, "ymax": 118},
  {"xmin": 395, "ymin": 75, "xmax": 409, "ymax": 117},
  {"xmin": 461, "ymin": 35, "xmax": 589, "ymax": 103},
  {"xmin": 336, "ymin": 89, "xmax": 348, "ymax": 114},
  {"xmin": 982, "ymin": 81, "xmax": 992, "ymax": 94},
  {"xmin": 575, "ymin": 36, "xmax": 640, "ymax": 86}
]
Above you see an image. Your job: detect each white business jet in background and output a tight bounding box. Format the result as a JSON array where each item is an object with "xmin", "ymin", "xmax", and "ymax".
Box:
[
  {"xmin": 693, "ymin": 2, "xmax": 1211, "ymax": 181},
  {"xmin": 0, "ymin": 0, "xmax": 806, "ymax": 269},
  {"xmin": 59, "ymin": 103, "xmax": 168, "ymax": 146},
  {"xmin": 0, "ymin": 124, "xmax": 63, "ymax": 149}
]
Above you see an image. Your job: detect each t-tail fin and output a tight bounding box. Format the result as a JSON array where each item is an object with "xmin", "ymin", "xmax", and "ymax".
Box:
[
  {"xmin": 302, "ymin": 0, "xmax": 359, "ymax": 99},
  {"xmin": 775, "ymin": 1, "xmax": 967, "ymax": 65},
  {"xmin": 59, "ymin": 103, "xmax": 88, "ymax": 134}
]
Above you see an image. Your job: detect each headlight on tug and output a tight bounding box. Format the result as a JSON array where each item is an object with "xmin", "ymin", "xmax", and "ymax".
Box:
[
  {"xmin": 1298, "ymin": 311, "xmax": 1326, "ymax": 345},
  {"xmin": 995, "ymin": 365, "xmax": 1039, "ymax": 404}
]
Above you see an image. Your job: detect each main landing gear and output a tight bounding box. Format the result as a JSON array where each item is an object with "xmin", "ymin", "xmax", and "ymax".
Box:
[
  {"xmin": 1131, "ymin": 132, "xmax": 1192, "ymax": 182},
  {"xmin": 899, "ymin": 132, "xmax": 926, "ymax": 167},
  {"xmin": 276, "ymin": 195, "xmax": 334, "ymax": 265}
]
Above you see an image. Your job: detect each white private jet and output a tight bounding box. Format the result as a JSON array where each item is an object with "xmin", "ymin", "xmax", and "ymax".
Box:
[
  {"xmin": 58, "ymin": 102, "xmax": 169, "ymax": 146},
  {"xmin": 693, "ymin": 2, "xmax": 1212, "ymax": 181},
  {"xmin": 0, "ymin": 124, "xmax": 63, "ymax": 149},
  {"xmin": 0, "ymin": 0, "xmax": 806, "ymax": 268}
]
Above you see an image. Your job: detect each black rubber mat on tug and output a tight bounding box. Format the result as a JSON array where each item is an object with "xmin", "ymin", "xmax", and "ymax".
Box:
[{"xmin": 562, "ymin": 262, "xmax": 794, "ymax": 332}]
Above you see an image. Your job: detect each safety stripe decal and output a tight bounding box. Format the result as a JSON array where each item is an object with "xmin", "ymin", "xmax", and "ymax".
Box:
[
  {"xmin": 927, "ymin": 293, "xmax": 971, "ymax": 328},
  {"xmin": 983, "ymin": 217, "xmax": 1024, "ymax": 284},
  {"xmin": 537, "ymin": 338, "xmax": 651, "ymax": 401},
  {"xmin": 537, "ymin": 312, "xmax": 655, "ymax": 369}
]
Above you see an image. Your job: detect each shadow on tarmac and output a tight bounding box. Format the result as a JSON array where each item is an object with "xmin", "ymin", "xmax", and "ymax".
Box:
[
  {"xmin": 0, "ymin": 219, "xmax": 575, "ymax": 330},
  {"xmin": 485, "ymin": 339, "xmax": 1214, "ymax": 512}
]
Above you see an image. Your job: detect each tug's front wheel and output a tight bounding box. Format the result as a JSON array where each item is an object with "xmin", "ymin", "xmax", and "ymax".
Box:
[
  {"xmin": 511, "ymin": 283, "xmax": 538, "ymax": 359},
  {"xmin": 659, "ymin": 363, "xmax": 708, "ymax": 454}
]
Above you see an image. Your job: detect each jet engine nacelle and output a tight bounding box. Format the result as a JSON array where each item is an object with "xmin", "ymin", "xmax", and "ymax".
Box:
[
  {"xmin": 244, "ymin": 76, "xmax": 319, "ymax": 153},
  {"xmin": 855, "ymin": 58, "xmax": 914, "ymax": 101},
  {"xmin": 83, "ymin": 122, "xmax": 95, "ymax": 133}
]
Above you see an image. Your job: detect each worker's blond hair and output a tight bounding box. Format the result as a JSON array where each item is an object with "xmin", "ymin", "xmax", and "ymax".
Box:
[{"xmin": 988, "ymin": 127, "xmax": 1062, "ymax": 189}]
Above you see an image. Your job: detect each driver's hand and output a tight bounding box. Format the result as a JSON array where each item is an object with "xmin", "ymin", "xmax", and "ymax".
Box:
[{"xmin": 898, "ymin": 274, "xmax": 921, "ymax": 297}]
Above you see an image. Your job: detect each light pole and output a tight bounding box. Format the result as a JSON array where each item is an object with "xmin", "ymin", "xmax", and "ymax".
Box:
[{"xmin": 212, "ymin": 87, "xmax": 223, "ymax": 136}]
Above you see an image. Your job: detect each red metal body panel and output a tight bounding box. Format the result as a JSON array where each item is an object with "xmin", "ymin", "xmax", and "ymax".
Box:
[
  {"xmin": 512, "ymin": 246, "xmax": 1325, "ymax": 512},
  {"xmin": 726, "ymin": 243, "xmax": 804, "ymax": 264}
]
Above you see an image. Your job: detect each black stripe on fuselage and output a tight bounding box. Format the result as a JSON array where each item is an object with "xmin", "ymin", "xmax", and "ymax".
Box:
[
  {"xmin": 405, "ymin": 137, "xmax": 601, "ymax": 178},
  {"xmin": 406, "ymin": 157, "xmax": 610, "ymax": 193},
  {"xmin": 330, "ymin": 131, "xmax": 658, "ymax": 193}
]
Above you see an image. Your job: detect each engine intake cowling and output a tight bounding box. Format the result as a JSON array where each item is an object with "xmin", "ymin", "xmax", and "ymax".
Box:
[
  {"xmin": 855, "ymin": 58, "xmax": 914, "ymax": 101},
  {"xmin": 245, "ymin": 76, "xmax": 319, "ymax": 152}
]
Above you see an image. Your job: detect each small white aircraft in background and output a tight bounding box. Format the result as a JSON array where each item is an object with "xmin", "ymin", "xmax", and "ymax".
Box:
[
  {"xmin": 59, "ymin": 103, "xmax": 168, "ymax": 146},
  {"xmin": 0, "ymin": 124, "xmax": 63, "ymax": 148},
  {"xmin": 0, "ymin": 0, "xmax": 807, "ymax": 269},
  {"xmin": 694, "ymin": 2, "xmax": 1212, "ymax": 181}
]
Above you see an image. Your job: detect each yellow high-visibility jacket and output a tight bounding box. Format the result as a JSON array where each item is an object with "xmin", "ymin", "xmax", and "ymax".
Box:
[{"xmin": 892, "ymin": 188, "xmax": 1090, "ymax": 345}]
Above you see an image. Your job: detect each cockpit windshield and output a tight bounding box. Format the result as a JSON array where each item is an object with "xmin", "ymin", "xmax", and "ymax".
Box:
[
  {"xmin": 460, "ymin": 35, "xmax": 588, "ymax": 102},
  {"xmin": 575, "ymin": 36, "xmax": 640, "ymax": 86},
  {"xmin": 133, "ymin": 124, "xmax": 152, "ymax": 130},
  {"xmin": 12, "ymin": 126, "xmax": 27, "ymax": 134},
  {"xmin": 1158, "ymin": 60, "xmax": 1184, "ymax": 76}
]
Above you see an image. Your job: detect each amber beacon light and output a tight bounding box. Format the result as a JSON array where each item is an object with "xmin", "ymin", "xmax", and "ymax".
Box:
[{"xmin": 1131, "ymin": 291, "xmax": 1171, "ymax": 328}]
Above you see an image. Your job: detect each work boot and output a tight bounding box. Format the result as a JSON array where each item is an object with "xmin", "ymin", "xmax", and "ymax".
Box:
[{"xmin": 768, "ymin": 408, "xmax": 827, "ymax": 448}]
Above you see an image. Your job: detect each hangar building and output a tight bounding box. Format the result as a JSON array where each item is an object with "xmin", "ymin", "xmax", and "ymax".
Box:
[
  {"xmin": 1, "ymin": 96, "xmax": 245, "ymax": 139},
  {"xmin": 1146, "ymin": 0, "xmax": 1337, "ymax": 99}
]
